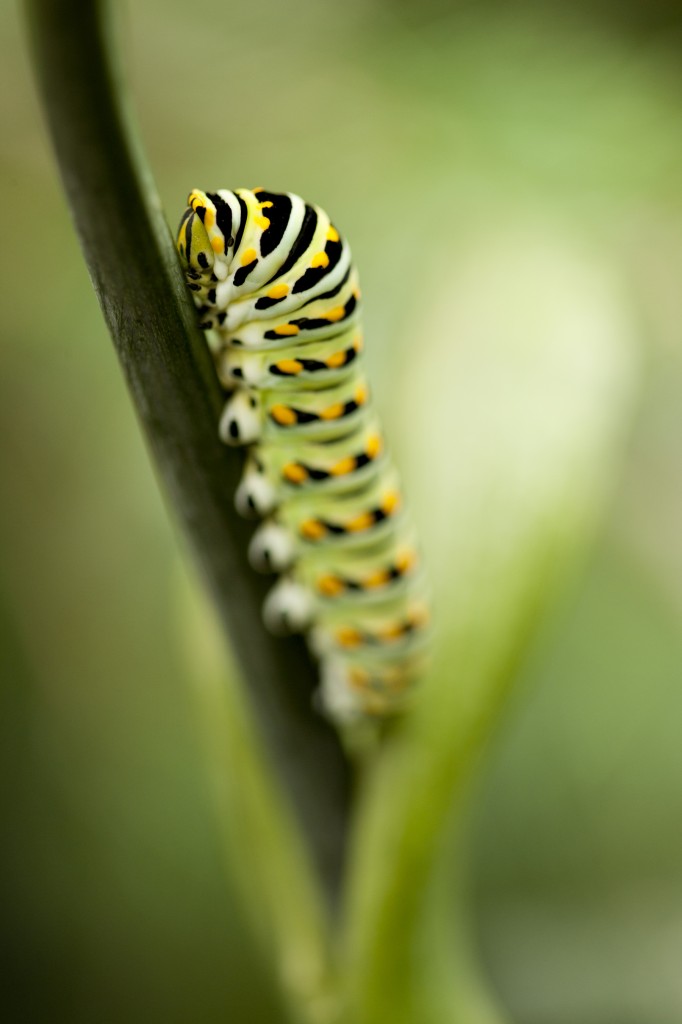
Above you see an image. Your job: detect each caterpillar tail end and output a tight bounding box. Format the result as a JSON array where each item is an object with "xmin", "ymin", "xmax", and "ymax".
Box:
[{"xmin": 316, "ymin": 659, "xmax": 369, "ymax": 723}]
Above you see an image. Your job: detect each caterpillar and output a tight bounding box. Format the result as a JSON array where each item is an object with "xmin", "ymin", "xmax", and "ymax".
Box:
[{"xmin": 176, "ymin": 187, "xmax": 430, "ymax": 721}]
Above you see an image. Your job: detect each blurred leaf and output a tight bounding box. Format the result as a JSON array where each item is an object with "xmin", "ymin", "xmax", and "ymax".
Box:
[{"xmin": 342, "ymin": 224, "xmax": 639, "ymax": 1024}]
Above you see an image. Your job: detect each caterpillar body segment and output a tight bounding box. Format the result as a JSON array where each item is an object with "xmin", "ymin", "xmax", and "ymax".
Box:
[
  {"xmin": 177, "ymin": 187, "xmax": 429, "ymax": 720},
  {"xmin": 263, "ymin": 526, "xmax": 426, "ymax": 635},
  {"xmin": 320, "ymin": 647, "xmax": 431, "ymax": 720},
  {"xmin": 235, "ymin": 415, "xmax": 386, "ymax": 518},
  {"xmin": 247, "ymin": 466, "xmax": 405, "ymax": 574},
  {"xmin": 219, "ymin": 371, "xmax": 371, "ymax": 447},
  {"xmin": 216, "ymin": 327, "xmax": 363, "ymax": 390}
]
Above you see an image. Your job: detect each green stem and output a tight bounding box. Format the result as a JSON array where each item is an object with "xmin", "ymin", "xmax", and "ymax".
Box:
[
  {"xmin": 411, "ymin": 795, "xmax": 511, "ymax": 1024},
  {"xmin": 25, "ymin": 0, "xmax": 352, "ymax": 907},
  {"xmin": 178, "ymin": 572, "xmax": 340, "ymax": 1024}
]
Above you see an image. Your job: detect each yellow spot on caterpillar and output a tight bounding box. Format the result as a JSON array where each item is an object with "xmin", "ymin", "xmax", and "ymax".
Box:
[
  {"xmin": 366, "ymin": 434, "xmax": 382, "ymax": 459},
  {"xmin": 270, "ymin": 404, "xmax": 297, "ymax": 426},
  {"xmin": 276, "ymin": 359, "xmax": 303, "ymax": 375},
  {"xmin": 335, "ymin": 626, "xmax": 362, "ymax": 649},
  {"xmin": 252, "ymin": 186, "xmax": 265, "ymax": 194},
  {"xmin": 354, "ymin": 384, "xmax": 368, "ymax": 405},
  {"xmin": 326, "ymin": 306, "xmax": 346, "ymax": 322},
  {"xmin": 353, "ymin": 287, "xmax": 362, "ymax": 300},
  {"xmin": 345, "ymin": 511, "xmax": 374, "ymax": 533},
  {"xmin": 354, "ymin": 334, "xmax": 364, "ymax": 352},
  {"xmin": 326, "ymin": 225, "xmax": 340, "ymax": 243},
  {"xmin": 330, "ymin": 456, "xmax": 356, "ymax": 476},
  {"xmin": 274, "ymin": 324, "xmax": 300, "ymax": 336},
  {"xmin": 204, "ymin": 207, "xmax": 215, "ymax": 229},
  {"xmin": 254, "ymin": 215, "xmax": 270, "ymax": 230},
  {"xmin": 310, "ymin": 251, "xmax": 330, "ymax": 269},
  {"xmin": 283, "ymin": 462, "xmax": 308, "ymax": 484},
  {"xmin": 381, "ymin": 622, "xmax": 405, "ymax": 641},
  {"xmin": 326, "ymin": 349, "xmax": 347, "ymax": 369},
  {"xmin": 258, "ymin": 201, "xmax": 273, "ymax": 209},
  {"xmin": 386, "ymin": 672, "xmax": 411, "ymax": 693},
  {"xmin": 267, "ymin": 283, "xmax": 289, "ymax": 299},
  {"xmin": 381, "ymin": 491, "xmax": 400, "ymax": 515},
  {"xmin": 411, "ymin": 605, "xmax": 430, "ymax": 627},
  {"xmin": 317, "ymin": 575, "xmax": 344, "ymax": 597},
  {"xmin": 364, "ymin": 569, "xmax": 390, "ymax": 589},
  {"xmin": 349, "ymin": 666, "xmax": 369, "ymax": 689},
  {"xmin": 300, "ymin": 519, "xmax": 327, "ymax": 541},
  {"xmin": 320, "ymin": 402, "xmax": 344, "ymax": 421},
  {"xmin": 211, "ymin": 236, "xmax": 224, "ymax": 253},
  {"xmin": 395, "ymin": 549, "xmax": 416, "ymax": 574},
  {"xmin": 241, "ymin": 247, "xmax": 257, "ymax": 266}
]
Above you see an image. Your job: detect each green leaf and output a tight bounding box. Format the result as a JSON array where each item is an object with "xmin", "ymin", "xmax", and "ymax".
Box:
[{"xmin": 342, "ymin": 226, "xmax": 639, "ymax": 1024}]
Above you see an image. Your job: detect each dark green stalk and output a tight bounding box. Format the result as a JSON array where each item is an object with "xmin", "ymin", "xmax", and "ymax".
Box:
[{"xmin": 25, "ymin": 0, "xmax": 352, "ymax": 907}]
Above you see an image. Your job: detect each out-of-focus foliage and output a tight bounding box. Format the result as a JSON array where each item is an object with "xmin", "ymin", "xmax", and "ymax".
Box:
[{"xmin": 2, "ymin": 1, "xmax": 682, "ymax": 1022}]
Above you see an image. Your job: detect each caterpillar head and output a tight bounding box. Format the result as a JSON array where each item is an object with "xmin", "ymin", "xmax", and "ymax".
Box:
[
  {"xmin": 218, "ymin": 390, "xmax": 261, "ymax": 446},
  {"xmin": 176, "ymin": 191, "xmax": 216, "ymax": 276}
]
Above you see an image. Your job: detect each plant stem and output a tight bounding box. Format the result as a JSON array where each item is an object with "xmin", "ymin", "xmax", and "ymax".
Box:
[{"xmin": 25, "ymin": 0, "xmax": 352, "ymax": 908}]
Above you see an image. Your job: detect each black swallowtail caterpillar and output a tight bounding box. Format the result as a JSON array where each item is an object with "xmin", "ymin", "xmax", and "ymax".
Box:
[{"xmin": 176, "ymin": 187, "xmax": 430, "ymax": 721}]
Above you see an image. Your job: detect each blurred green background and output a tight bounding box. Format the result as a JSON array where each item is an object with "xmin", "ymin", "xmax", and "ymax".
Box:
[{"xmin": 2, "ymin": 1, "xmax": 682, "ymax": 1021}]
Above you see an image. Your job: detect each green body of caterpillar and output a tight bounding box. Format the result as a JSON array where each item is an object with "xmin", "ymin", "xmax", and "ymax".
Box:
[{"xmin": 176, "ymin": 187, "xmax": 430, "ymax": 720}]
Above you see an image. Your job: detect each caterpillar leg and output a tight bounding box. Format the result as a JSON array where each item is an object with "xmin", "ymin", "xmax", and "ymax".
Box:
[
  {"xmin": 262, "ymin": 577, "xmax": 314, "ymax": 635},
  {"xmin": 317, "ymin": 658, "xmax": 367, "ymax": 722},
  {"xmin": 235, "ymin": 455, "xmax": 277, "ymax": 517},
  {"xmin": 218, "ymin": 389, "xmax": 262, "ymax": 445},
  {"xmin": 248, "ymin": 519, "xmax": 295, "ymax": 573}
]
